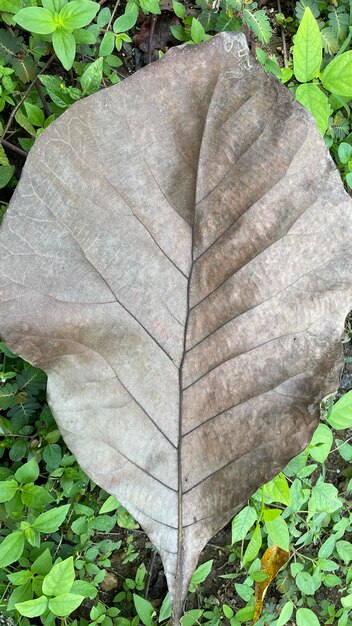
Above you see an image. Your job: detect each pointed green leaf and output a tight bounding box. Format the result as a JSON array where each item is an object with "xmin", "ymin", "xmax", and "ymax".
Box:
[
  {"xmin": 52, "ymin": 29, "xmax": 76, "ymax": 70},
  {"xmin": 13, "ymin": 7, "xmax": 56, "ymax": 34},
  {"xmin": 296, "ymin": 83, "xmax": 329, "ymax": 135},
  {"xmin": 15, "ymin": 595, "xmax": 48, "ymax": 617},
  {"xmin": 293, "ymin": 7, "xmax": 322, "ymax": 82}
]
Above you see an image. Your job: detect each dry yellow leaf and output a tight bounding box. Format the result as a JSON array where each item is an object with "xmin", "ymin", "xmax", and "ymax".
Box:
[{"xmin": 252, "ymin": 544, "xmax": 289, "ymax": 624}]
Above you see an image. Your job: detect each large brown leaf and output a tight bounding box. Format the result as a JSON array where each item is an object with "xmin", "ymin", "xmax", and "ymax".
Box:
[{"xmin": 0, "ymin": 32, "xmax": 351, "ymax": 622}]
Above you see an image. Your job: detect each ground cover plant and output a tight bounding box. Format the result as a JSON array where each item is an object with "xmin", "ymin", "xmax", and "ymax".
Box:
[{"xmin": 1, "ymin": 0, "xmax": 352, "ymax": 624}]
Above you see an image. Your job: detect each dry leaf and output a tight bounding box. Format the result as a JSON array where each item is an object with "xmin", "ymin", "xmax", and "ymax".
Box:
[
  {"xmin": 0, "ymin": 33, "xmax": 351, "ymax": 623},
  {"xmin": 253, "ymin": 545, "xmax": 290, "ymax": 623}
]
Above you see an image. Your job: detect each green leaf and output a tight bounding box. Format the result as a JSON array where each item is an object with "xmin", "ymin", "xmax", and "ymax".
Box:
[
  {"xmin": 7, "ymin": 569, "xmax": 32, "ymax": 585},
  {"xmin": 191, "ymin": 18, "xmax": 206, "ymax": 43},
  {"xmin": 59, "ymin": 0, "xmax": 100, "ymax": 30},
  {"xmin": 296, "ymin": 571, "xmax": 315, "ymax": 595},
  {"xmin": 243, "ymin": 523, "xmax": 262, "ymax": 565},
  {"xmin": 42, "ymin": 443, "xmax": 62, "ymax": 469},
  {"xmin": 15, "ymin": 109, "xmax": 36, "ymax": 137},
  {"xmin": 265, "ymin": 515, "xmax": 289, "ymax": 551},
  {"xmin": 31, "ymin": 548, "xmax": 53, "ymax": 575},
  {"xmin": 53, "ymin": 29, "xmax": 76, "ymax": 70},
  {"xmin": 0, "ymin": 531, "xmax": 24, "ymax": 567},
  {"xmin": 80, "ymin": 57, "xmax": 103, "ymax": 94},
  {"xmin": 242, "ymin": 8, "xmax": 271, "ymax": 44},
  {"xmin": 33, "ymin": 503, "xmax": 70, "ymax": 533},
  {"xmin": 48, "ymin": 593, "xmax": 84, "ymax": 617},
  {"xmin": 14, "ymin": 7, "xmax": 56, "ymax": 34},
  {"xmin": 327, "ymin": 391, "xmax": 352, "ymax": 429},
  {"xmin": 21, "ymin": 483, "xmax": 53, "ymax": 508},
  {"xmin": 276, "ymin": 601, "xmax": 294, "ymax": 626},
  {"xmin": 71, "ymin": 579, "xmax": 97, "ymax": 598},
  {"xmin": 264, "ymin": 473, "xmax": 291, "ymax": 506},
  {"xmin": 309, "ymin": 482, "xmax": 342, "ymax": 516},
  {"xmin": 295, "ymin": 83, "xmax": 329, "ymax": 136},
  {"xmin": 99, "ymin": 31, "xmax": 115, "ymax": 56},
  {"xmin": 189, "ymin": 559, "xmax": 213, "ymax": 592},
  {"xmin": 336, "ymin": 540, "xmax": 352, "ymax": 563},
  {"xmin": 24, "ymin": 102, "xmax": 44, "ymax": 128},
  {"xmin": 231, "ymin": 506, "xmax": 257, "ymax": 543},
  {"xmin": 296, "ymin": 608, "xmax": 320, "ymax": 626},
  {"xmin": 15, "ymin": 596, "xmax": 48, "ymax": 617},
  {"xmin": 293, "ymin": 7, "xmax": 322, "ymax": 82},
  {"xmin": 338, "ymin": 142, "xmax": 352, "ymax": 164},
  {"xmin": 159, "ymin": 593, "xmax": 171, "ymax": 622},
  {"xmin": 97, "ymin": 6, "xmax": 110, "ymax": 26},
  {"xmin": 345, "ymin": 172, "xmax": 352, "ymax": 188},
  {"xmin": 308, "ymin": 423, "xmax": 333, "ymax": 462},
  {"xmin": 15, "ymin": 457, "xmax": 39, "ymax": 484},
  {"xmin": 133, "ymin": 594, "xmax": 156, "ymax": 626},
  {"xmin": 42, "ymin": 556, "xmax": 75, "ymax": 596},
  {"xmin": 322, "ymin": 52, "xmax": 352, "ymax": 98},
  {"xmin": 139, "ymin": 0, "xmax": 160, "ymax": 14},
  {"xmin": 0, "ymin": 165, "xmax": 15, "ymax": 189},
  {"xmin": 172, "ymin": 0, "xmax": 185, "ymax": 19},
  {"xmin": 113, "ymin": 3, "xmax": 138, "ymax": 32},
  {"xmin": 0, "ymin": 0, "xmax": 21, "ymax": 14},
  {"xmin": 99, "ymin": 494, "xmax": 119, "ymax": 514},
  {"xmin": 74, "ymin": 28, "xmax": 97, "ymax": 43},
  {"xmin": 0, "ymin": 479, "xmax": 18, "ymax": 502}
]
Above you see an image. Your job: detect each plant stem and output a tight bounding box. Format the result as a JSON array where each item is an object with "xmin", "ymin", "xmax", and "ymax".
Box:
[{"xmin": 1, "ymin": 139, "xmax": 27, "ymax": 158}]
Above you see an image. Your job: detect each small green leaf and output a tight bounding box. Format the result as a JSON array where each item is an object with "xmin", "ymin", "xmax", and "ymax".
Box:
[
  {"xmin": 53, "ymin": 29, "xmax": 76, "ymax": 70},
  {"xmin": 21, "ymin": 483, "xmax": 53, "ymax": 508},
  {"xmin": 159, "ymin": 593, "xmax": 171, "ymax": 622},
  {"xmin": 33, "ymin": 503, "xmax": 70, "ymax": 533},
  {"xmin": 48, "ymin": 593, "xmax": 84, "ymax": 617},
  {"xmin": 0, "ymin": 165, "xmax": 15, "ymax": 189},
  {"xmin": 31, "ymin": 548, "xmax": 53, "ymax": 575},
  {"xmin": 113, "ymin": 3, "xmax": 138, "ymax": 32},
  {"xmin": 276, "ymin": 601, "xmax": 294, "ymax": 626},
  {"xmin": 296, "ymin": 571, "xmax": 315, "ymax": 595},
  {"xmin": 7, "ymin": 569, "xmax": 32, "ymax": 585},
  {"xmin": 74, "ymin": 28, "xmax": 97, "ymax": 44},
  {"xmin": 15, "ymin": 457, "xmax": 39, "ymax": 484},
  {"xmin": 99, "ymin": 494, "xmax": 119, "ymax": 514},
  {"xmin": 133, "ymin": 594, "xmax": 156, "ymax": 626},
  {"xmin": 322, "ymin": 51, "xmax": 352, "ymax": 97},
  {"xmin": 338, "ymin": 142, "xmax": 352, "ymax": 164},
  {"xmin": 99, "ymin": 31, "xmax": 115, "ymax": 56},
  {"xmin": 296, "ymin": 608, "xmax": 320, "ymax": 626},
  {"xmin": 42, "ymin": 443, "xmax": 62, "ymax": 469},
  {"xmin": 265, "ymin": 515, "xmax": 289, "ymax": 551},
  {"xmin": 264, "ymin": 473, "xmax": 291, "ymax": 506},
  {"xmin": 232, "ymin": 505, "xmax": 257, "ymax": 543},
  {"xmin": 0, "ymin": 479, "xmax": 18, "ymax": 502},
  {"xmin": 189, "ymin": 559, "xmax": 213, "ymax": 592},
  {"xmin": 80, "ymin": 57, "xmax": 103, "ymax": 94},
  {"xmin": 293, "ymin": 7, "xmax": 322, "ymax": 82},
  {"xmin": 308, "ymin": 422, "xmax": 333, "ymax": 462},
  {"xmin": 191, "ymin": 18, "xmax": 205, "ymax": 44},
  {"xmin": 295, "ymin": 83, "xmax": 329, "ymax": 135},
  {"xmin": 14, "ymin": 7, "xmax": 56, "ymax": 34},
  {"xmin": 327, "ymin": 391, "xmax": 352, "ymax": 429},
  {"xmin": 0, "ymin": 531, "xmax": 24, "ymax": 567},
  {"xmin": 172, "ymin": 0, "xmax": 185, "ymax": 19},
  {"xmin": 59, "ymin": 0, "xmax": 100, "ymax": 29},
  {"xmin": 42, "ymin": 556, "xmax": 75, "ymax": 596},
  {"xmin": 24, "ymin": 102, "xmax": 44, "ymax": 128},
  {"xmin": 15, "ymin": 596, "xmax": 48, "ymax": 617},
  {"xmin": 243, "ymin": 523, "xmax": 262, "ymax": 565}
]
